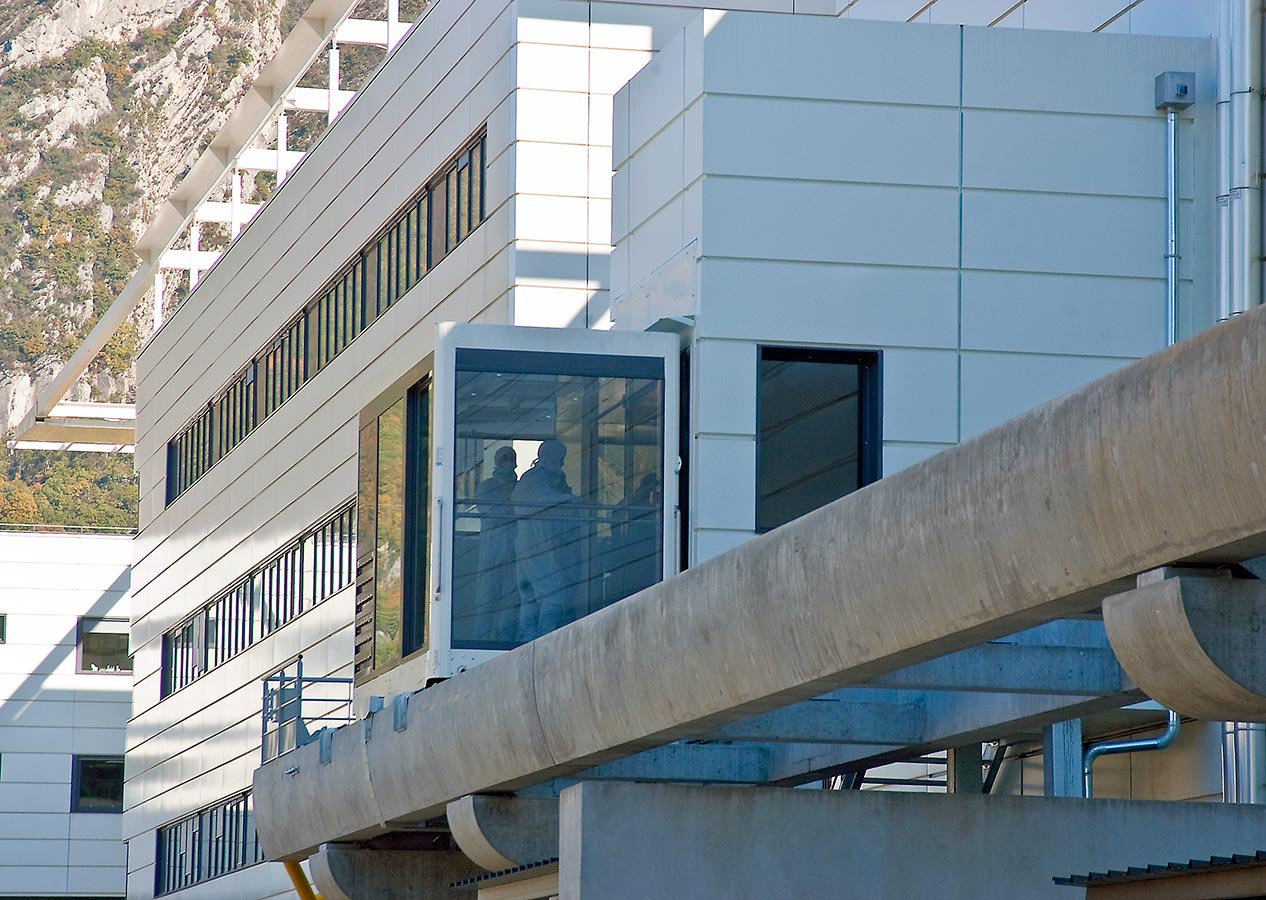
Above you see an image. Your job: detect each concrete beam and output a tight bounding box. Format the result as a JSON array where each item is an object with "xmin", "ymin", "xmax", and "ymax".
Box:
[
  {"xmin": 1104, "ymin": 576, "xmax": 1266, "ymax": 720},
  {"xmin": 1043, "ymin": 720, "xmax": 1084, "ymax": 798},
  {"xmin": 447, "ymin": 795, "xmax": 559, "ymax": 872},
  {"xmin": 767, "ymin": 689, "xmax": 1139, "ymax": 784},
  {"xmin": 700, "ymin": 699, "xmax": 924, "ymax": 745},
  {"xmin": 868, "ymin": 642, "xmax": 1126, "ymax": 695},
  {"xmin": 578, "ymin": 743, "xmax": 772, "ymax": 784},
  {"xmin": 256, "ymin": 306, "xmax": 1266, "ymax": 859}
]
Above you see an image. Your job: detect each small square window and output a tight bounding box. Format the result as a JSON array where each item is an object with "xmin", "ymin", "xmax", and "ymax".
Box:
[
  {"xmin": 72, "ymin": 755, "xmax": 123, "ymax": 813},
  {"xmin": 78, "ymin": 618, "xmax": 132, "ymax": 674}
]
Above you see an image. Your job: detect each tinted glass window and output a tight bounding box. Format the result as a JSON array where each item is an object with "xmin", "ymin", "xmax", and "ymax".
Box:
[
  {"xmin": 451, "ymin": 350, "xmax": 665, "ymax": 649},
  {"xmin": 73, "ymin": 756, "xmax": 123, "ymax": 813},
  {"xmin": 757, "ymin": 347, "xmax": 880, "ymax": 532},
  {"xmin": 374, "ymin": 399, "xmax": 406, "ymax": 670},
  {"xmin": 78, "ymin": 618, "xmax": 132, "ymax": 674}
]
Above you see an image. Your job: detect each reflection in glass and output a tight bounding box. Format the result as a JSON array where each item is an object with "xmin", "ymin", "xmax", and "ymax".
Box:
[
  {"xmin": 451, "ymin": 350, "xmax": 665, "ymax": 649},
  {"xmin": 375, "ymin": 399, "xmax": 406, "ymax": 669},
  {"xmin": 756, "ymin": 347, "xmax": 879, "ymax": 532}
]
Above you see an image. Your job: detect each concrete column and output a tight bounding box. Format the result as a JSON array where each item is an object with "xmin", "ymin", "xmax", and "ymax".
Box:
[
  {"xmin": 1043, "ymin": 719, "xmax": 1083, "ymax": 798},
  {"xmin": 946, "ymin": 744, "xmax": 982, "ymax": 794},
  {"xmin": 277, "ymin": 113, "xmax": 289, "ymax": 183},
  {"xmin": 328, "ymin": 42, "xmax": 341, "ymax": 124},
  {"xmin": 151, "ymin": 270, "xmax": 165, "ymax": 334},
  {"xmin": 387, "ymin": 0, "xmax": 401, "ymax": 47},
  {"xmin": 187, "ymin": 222, "xmax": 201, "ymax": 290},
  {"xmin": 230, "ymin": 170, "xmax": 243, "ymax": 240}
]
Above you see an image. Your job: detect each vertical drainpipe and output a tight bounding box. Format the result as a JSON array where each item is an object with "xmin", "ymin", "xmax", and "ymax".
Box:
[
  {"xmin": 1229, "ymin": 0, "xmax": 1262, "ymax": 315},
  {"xmin": 1156, "ymin": 72, "xmax": 1195, "ymax": 344},
  {"xmin": 1222, "ymin": 722, "xmax": 1265, "ymax": 804},
  {"xmin": 1164, "ymin": 107, "xmax": 1180, "ymax": 345},
  {"xmin": 1223, "ymin": 0, "xmax": 1266, "ymax": 806},
  {"xmin": 1217, "ymin": 0, "xmax": 1233, "ymax": 320}
]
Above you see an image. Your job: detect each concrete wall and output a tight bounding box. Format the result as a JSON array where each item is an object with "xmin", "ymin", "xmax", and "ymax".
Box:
[
  {"xmin": 610, "ymin": 13, "xmax": 1215, "ymax": 564},
  {"xmin": 559, "ymin": 782, "xmax": 1263, "ymax": 900},
  {"xmin": 0, "ymin": 532, "xmax": 131, "ymax": 897}
]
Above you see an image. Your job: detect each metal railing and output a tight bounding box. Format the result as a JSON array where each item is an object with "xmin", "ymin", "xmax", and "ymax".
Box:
[{"xmin": 261, "ymin": 655, "xmax": 353, "ymax": 763}]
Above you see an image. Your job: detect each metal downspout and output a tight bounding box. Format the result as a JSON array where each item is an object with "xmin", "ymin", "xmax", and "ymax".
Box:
[
  {"xmin": 1229, "ymin": 0, "xmax": 1262, "ymax": 316},
  {"xmin": 1165, "ymin": 107, "xmax": 1180, "ymax": 345},
  {"xmin": 1222, "ymin": 722, "xmax": 1265, "ymax": 803},
  {"xmin": 1083, "ymin": 710, "xmax": 1180, "ymax": 798},
  {"xmin": 1218, "ymin": 0, "xmax": 1233, "ymax": 320}
]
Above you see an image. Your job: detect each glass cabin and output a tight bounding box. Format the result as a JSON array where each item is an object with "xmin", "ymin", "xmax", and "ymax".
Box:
[{"xmin": 356, "ymin": 323, "xmax": 679, "ymax": 684}]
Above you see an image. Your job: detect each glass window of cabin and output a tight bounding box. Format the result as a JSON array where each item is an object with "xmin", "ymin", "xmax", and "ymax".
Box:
[
  {"xmin": 450, "ymin": 349, "xmax": 665, "ymax": 649},
  {"xmin": 404, "ymin": 383, "xmax": 430, "ymax": 654},
  {"xmin": 756, "ymin": 347, "xmax": 881, "ymax": 532},
  {"xmin": 374, "ymin": 399, "xmax": 406, "ymax": 669},
  {"xmin": 78, "ymin": 618, "xmax": 132, "ymax": 674}
]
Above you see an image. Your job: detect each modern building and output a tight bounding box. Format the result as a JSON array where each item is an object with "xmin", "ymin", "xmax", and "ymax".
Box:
[
  {"xmin": 0, "ymin": 530, "xmax": 132, "ymax": 900},
  {"xmin": 117, "ymin": 0, "xmax": 1266, "ymax": 899}
]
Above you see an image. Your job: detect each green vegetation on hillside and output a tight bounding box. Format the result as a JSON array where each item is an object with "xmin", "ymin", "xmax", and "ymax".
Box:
[{"xmin": 0, "ymin": 448, "xmax": 136, "ymax": 530}]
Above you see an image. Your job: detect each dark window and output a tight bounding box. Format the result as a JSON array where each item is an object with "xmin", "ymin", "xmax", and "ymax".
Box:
[
  {"xmin": 78, "ymin": 618, "xmax": 132, "ymax": 674},
  {"xmin": 404, "ymin": 382, "xmax": 430, "ymax": 655},
  {"xmin": 0, "ymin": 614, "xmax": 6, "ymax": 643},
  {"xmin": 155, "ymin": 791, "xmax": 263, "ymax": 895},
  {"xmin": 756, "ymin": 347, "xmax": 880, "ymax": 533},
  {"xmin": 161, "ymin": 504, "xmax": 355, "ymax": 697},
  {"xmin": 72, "ymin": 755, "xmax": 123, "ymax": 813}
]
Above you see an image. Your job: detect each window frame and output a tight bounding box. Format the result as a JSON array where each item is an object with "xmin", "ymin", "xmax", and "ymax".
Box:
[
  {"xmin": 71, "ymin": 754, "xmax": 124, "ymax": 814},
  {"xmin": 76, "ymin": 617, "xmax": 132, "ymax": 675},
  {"xmin": 754, "ymin": 345, "xmax": 882, "ymax": 534}
]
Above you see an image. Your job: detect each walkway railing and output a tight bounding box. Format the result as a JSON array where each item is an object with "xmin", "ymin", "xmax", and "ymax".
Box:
[{"xmin": 261, "ymin": 655, "xmax": 353, "ymax": 764}]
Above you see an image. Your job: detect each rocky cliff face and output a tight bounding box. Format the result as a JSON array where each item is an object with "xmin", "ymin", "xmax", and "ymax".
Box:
[
  {"xmin": 0, "ymin": 0, "xmax": 404, "ymax": 526},
  {"xmin": 0, "ymin": 0, "xmax": 305, "ymax": 429},
  {"xmin": 0, "ymin": 0, "xmax": 320, "ymax": 524}
]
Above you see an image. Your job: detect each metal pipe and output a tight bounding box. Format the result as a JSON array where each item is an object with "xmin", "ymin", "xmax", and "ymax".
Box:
[
  {"xmin": 1217, "ymin": 0, "xmax": 1233, "ymax": 320},
  {"xmin": 1229, "ymin": 0, "xmax": 1262, "ymax": 315},
  {"xmin": 1222, "ymin": 721, "xmax": 1265, "ymax": 803},
  {"xmin": 1165, "ymin": 109, "xmax": 1179, "ymax": 345},
  {"xmin": 283, "ymin": 860, "xmax": 321, "ymax": 900},
  {"xmin": 1083, "ymin": 710, "xmax": 1180, "ymax": 798}
]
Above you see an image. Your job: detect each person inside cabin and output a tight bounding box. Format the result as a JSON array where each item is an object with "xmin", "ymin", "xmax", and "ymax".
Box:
[
  {"xmin": 513, "ymin": 439, "xmax": 582, "ymax": 641},
  {"xmin": 473, "ymin": 445, "xmax": 520, "ymax": 644}
]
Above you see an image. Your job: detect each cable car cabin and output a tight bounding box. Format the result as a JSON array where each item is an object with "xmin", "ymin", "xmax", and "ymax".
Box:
[{"xmin": 355, "ymin": 323, "xmax": 679, "ymax": 688}]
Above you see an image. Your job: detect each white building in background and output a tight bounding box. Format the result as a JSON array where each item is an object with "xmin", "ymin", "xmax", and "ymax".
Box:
[
  {"xmin": 0, "ymin": 531, "xmax": 131, "ymax": 900},
  {"xmin": 119, "ymin": 1, "xmax": 1266, "ymax": 899}
]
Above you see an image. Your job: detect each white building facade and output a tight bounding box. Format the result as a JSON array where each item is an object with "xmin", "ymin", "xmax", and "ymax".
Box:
[
  {"xmin": 126, "ymin": 1, "xmax": 1259, "ymax": 899},
  {"xmin": 0, "ymin": 531, "xmax": 131, "ymax": 900}
]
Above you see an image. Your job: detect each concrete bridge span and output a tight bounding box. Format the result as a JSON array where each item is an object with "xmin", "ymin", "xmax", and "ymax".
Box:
[{"xmin": 255, "ymin": 302, "xmax": 1266, "ymax": 861}]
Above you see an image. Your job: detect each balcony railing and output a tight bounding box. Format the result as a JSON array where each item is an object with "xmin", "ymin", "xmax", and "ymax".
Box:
[{"xmin": 261, "ymin": 655, "xmax": 353, "ymax": 763}]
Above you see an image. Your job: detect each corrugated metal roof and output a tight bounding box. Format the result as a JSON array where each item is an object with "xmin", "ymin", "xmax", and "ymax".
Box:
[{"xmin": 1054, "ymin": 851, "xmax": 1266, "ymax": 888}]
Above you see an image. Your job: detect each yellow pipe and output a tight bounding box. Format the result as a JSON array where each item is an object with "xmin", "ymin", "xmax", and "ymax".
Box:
[{"xmin": 283, "ymin": 859, "xmax": 323, "ymax": 900}]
